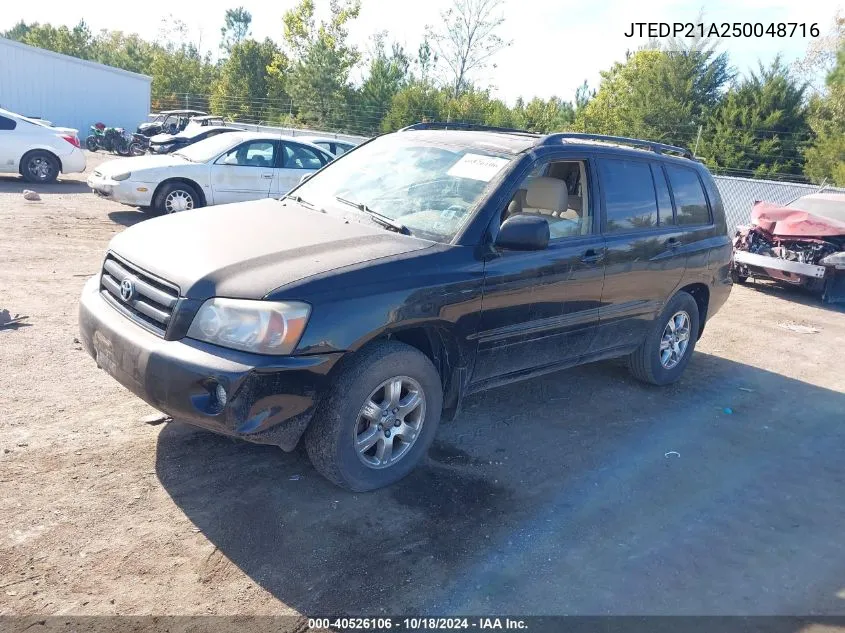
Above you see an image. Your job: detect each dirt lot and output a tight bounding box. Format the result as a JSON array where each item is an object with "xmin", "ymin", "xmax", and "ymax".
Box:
[{"xmin": 1, "ymin": 152, "xmax": 845, "ymax": 617}]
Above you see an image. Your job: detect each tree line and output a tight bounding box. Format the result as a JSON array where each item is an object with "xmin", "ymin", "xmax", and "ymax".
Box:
[{"xmin": 3, "ymin": 1, "xmax": 843, "ymax": 184}]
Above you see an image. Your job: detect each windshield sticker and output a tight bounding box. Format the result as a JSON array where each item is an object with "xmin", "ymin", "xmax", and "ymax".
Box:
[{"xmin": 447, "ymin": 153, "xmax": 510, "ymax": 182}]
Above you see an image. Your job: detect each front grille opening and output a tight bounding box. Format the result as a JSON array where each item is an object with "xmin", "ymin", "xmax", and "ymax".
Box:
[{"xmin": 100, "ymin": 254, "xmax": 180, "ymax": 337}]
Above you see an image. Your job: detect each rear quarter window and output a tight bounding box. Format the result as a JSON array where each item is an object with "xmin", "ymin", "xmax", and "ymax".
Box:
[
  {"xmin": 0, "ymin": 115, "xmax": 17, "ymax": 131},
  {"xmin": 665, "ymin": 165, "xmax": 711, "ymax": 225}
]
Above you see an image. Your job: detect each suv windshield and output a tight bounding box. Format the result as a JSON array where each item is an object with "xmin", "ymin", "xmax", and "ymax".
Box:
[{"xmin": 292, "ymin": 135, "xmax": 514, "ymax": 242}]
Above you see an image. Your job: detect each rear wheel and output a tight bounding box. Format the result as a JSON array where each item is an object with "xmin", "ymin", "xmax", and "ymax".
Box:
[
  {"xmin": 305, "ymin": 340, "xmax": 443, "ymax": 491},
  {"xmin": 21, "ymin": 151, "xmax": 60, "ymax": 184},
  {"xmin": 85, "ymin": 136, "xmax": 98, "ymax": 152},
  {"xmin": 154, "ymin": 182, "xmax": 201, "ymax": 214},
  {"xmin": 628, "ymin": 291, "xmax": 700, "ymax": 386}
]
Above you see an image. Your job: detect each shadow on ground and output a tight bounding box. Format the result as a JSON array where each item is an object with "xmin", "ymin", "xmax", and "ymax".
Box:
[
  {"xmin": 108, "ymin": 210, "xmax": 149, "ymax": 227},
  {"xmin": 156, "ymin": 353, "xmax": 845, "ymax": 616},
  {"xmin": 0, "ymin": 175, "xmax": 92, "ymax": 194},
  {"xmin": 740, "ymin": 277, "xmax": 845, "ymax": 314}
]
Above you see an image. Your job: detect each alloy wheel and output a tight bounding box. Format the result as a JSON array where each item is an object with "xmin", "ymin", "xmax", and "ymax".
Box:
[
  {"xmin": 659, "ymin": 310, "xmax": 691, "ymax": 369},
  {"xmin": 353, "ymin": 376, "xmax": 426, "ymax": 469}
]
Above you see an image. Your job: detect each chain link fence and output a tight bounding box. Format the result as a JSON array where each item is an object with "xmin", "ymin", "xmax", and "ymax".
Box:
[{"xmin": 714, "ymin": 175, "xmax": 845, "ymax": 233}]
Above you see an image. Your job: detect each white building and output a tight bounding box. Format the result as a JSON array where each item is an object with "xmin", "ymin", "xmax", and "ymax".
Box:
[{"xmin": 0, "ymin": 37, "xmax": 152, "ymax": 136}]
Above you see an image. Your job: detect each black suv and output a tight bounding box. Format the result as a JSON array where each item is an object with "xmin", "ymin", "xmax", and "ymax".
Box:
[{"xmin": 79, "ymin": 123, "xmax": 732, "ymax": 491}]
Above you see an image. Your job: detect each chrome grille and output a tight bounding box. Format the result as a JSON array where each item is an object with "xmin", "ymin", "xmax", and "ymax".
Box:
[{"xmin": 100, "ymin": 254, "xmax": 179, "ymax": 336}]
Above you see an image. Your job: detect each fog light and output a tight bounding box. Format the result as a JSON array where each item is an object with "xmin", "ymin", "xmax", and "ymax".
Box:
[{"xmin": 215, "ymin": 384, "xmax": 228, "ymax": 408}]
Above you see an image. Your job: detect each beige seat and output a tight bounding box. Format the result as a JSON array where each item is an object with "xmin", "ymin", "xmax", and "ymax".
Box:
[{"xmin": 522, "ymin": 176, "xmax": 569, "ymax": 217}]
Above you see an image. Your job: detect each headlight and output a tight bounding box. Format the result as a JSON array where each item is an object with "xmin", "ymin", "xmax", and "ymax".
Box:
[
  {"xmin": 112, "ymin": 172, "xmax": 131, "ymax": 181},
  {"xmin": 187, "ymin": 298, "xmax": 311, "ymax": 355},
  {"xmin": 820, "ymin": 252, "xmax": 845, "ymax": 269}
]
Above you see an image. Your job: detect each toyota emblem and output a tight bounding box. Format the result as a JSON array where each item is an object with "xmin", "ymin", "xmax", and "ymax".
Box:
[{"xmin": 120, "ymin": 277, "xmax": 135, "ymax": 302}]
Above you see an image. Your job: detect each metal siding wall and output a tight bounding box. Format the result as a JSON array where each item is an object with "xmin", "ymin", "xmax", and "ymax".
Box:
[{"xmin": 0, "ymin": 39, "xmax": 151, "ymax": 137}]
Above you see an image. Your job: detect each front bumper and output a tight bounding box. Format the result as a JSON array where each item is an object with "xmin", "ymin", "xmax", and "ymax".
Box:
[
  {"xmin": 78, "ymin": 276, "xmax": 342, "ymax": 450},
  {"xmin": 87, "ymin": 175, "xmax": 155, "ymax": 207}
]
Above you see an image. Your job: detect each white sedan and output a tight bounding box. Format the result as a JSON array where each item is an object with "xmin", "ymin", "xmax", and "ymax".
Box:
[
  {"xmin": 0, "ymin": 107, "xmax": 86, "ymax": 183},
  {"xmin": 87, "ymin": 132, "xmax": 333, "ymax": 213}
]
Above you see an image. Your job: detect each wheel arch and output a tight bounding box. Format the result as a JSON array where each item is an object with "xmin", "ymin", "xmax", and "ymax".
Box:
[
  {"xmin": 347, "ymin": 323, "xmax": 468, "ymax": 422},
  {"xmin": 677, "ymin": 282, "xmax": 710, "ymax": 339},
  {"xmin": 152, "ymin": 177, "xmax": 207, "ymax": 208}
]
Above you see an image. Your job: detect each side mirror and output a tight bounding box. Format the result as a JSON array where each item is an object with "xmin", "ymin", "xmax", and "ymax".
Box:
[
  {"xmin": 299, "ymin": 173, "xmax": 313, "ymax": 184},
  {"xmin": 495, "ymin": 215, "xmax": 550, "ymax": 251}
]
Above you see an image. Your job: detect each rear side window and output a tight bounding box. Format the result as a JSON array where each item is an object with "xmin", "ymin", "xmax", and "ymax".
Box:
[
  {"xmin": 651, "ymin": 164, "xmax": 674, "ymax": 225},
  {"xmin": 598, "ymin": 158, "xmax": 658, "ymax": 232},
  {"xmin": 0, "ymin": 115, "xmax": 16, "ymax": 130},
  {"xmin": 283, "ymin": 143, "xmax": 326, "ymax": 169},
  {"xmin": 665, "ymin": 165, "xmax": 711, "ymax": 225}
]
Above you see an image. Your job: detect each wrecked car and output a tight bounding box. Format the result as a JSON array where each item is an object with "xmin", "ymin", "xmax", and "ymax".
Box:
[{"xmin": 732, "ymin": 193, "xmax": 845, "ymax": 303}]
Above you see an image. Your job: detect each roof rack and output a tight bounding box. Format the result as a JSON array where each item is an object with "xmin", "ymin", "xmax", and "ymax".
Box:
[
  {"xmin": 540, "ymin": 133, "xmax": 694, "ymax": 159},
  {"xmin": 400, "ymin": 121, "xmax": 538, "ymax": 136}
]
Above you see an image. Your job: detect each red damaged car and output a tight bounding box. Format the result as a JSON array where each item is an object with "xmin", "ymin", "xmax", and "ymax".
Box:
[{"xmin": 732, "ymin": 192, "xmax": 845, "ymax": 303}]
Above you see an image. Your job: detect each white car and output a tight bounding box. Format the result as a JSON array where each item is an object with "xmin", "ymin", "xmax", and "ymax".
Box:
[
  {"xmin": 0, "ymin": 107, "xmax": 86, "ymax": 183},
  {"xmin": 87, "ymin": 132, "xmax": 333, "ymax": 213},
  {"xmin": 297, "ymin": 135, "xmax": 359, "ymax": 156}
]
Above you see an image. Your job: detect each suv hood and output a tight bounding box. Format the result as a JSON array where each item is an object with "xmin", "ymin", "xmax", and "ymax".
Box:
[{"xmin": 107, "ymin": 199, "xmax": 433, "ymax": 299}]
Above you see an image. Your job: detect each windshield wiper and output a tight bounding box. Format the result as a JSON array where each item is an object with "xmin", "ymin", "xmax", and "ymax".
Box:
[
  {"xmin": 335, "ymin": 196, "xmax": 409, "ymax": 235},
  {"xmin": 282, "ymin": 194, "xmax": 318, "ymax": 210}
]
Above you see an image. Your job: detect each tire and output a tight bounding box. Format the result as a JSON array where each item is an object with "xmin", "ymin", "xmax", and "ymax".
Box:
[
  {"xmin": 305, "ymin": 340, "xmax": 443, "ymax": 491},
  {"xmin": 21, "ymin": 151, "xmax": 60, "ymax": 184},
  {"xmin": 154, "ymin": 182, "xmax": 201, "ymax": 214},
  {"xmin": 129, "ymin": 141, "xmax": 145, "ymax": 156},
  {"xmin": 115, "ymin": 142, "xmax": 131, "ymax": 157},
  {"xmin": 628, "ymin": 291, "xmax": 700, "ymax": 386},
  {"xmin": 85, "ymin": 136, "xmax": 98, "ymax": 152}
]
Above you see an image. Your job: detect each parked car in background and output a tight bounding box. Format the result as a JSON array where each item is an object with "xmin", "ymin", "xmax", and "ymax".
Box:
[
  {"xmin": 79, "ymin": 123, "xmax": 732, "ymax": 491},
  {"xmin": 149, "ymin": 117, "xmax": 240, "ymax": 154},
  {"xmin": 297, "ymin": 135, "xmax": 358, "ymax": 156},
  {"xmin": 87, "ymin": 131, "xmax": 333, "ymax": 213},
  {"xmin": 732, "ymin": 192, "xmax": 845, "ymax": 303},
  {"xmin": 136, "ymin": 110, "xmax": 206, "ymax": 137},
  {"xmin": 0, "ymin": 107, "xmax": 85, "ymax": 183}
]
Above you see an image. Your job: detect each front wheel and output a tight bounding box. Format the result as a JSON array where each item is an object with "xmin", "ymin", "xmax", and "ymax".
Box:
[
  {"xmin": 305, "ymin": 341, "xmax": 443, "ymax": 491},
  {"xmin": 115, "ymin": 141, "xmax": 131, "ymax": 157},
  {"xmin": 154, "ymin": 182, "xmax": 201, "ymax": 214},
  {"xmin": 129, "ymin": 141, "xmax": 145, "ymax": 156},
  {"xmin": 85, "ymin": 136, "xmax": 98, "ymax": 152},
  {"xmin": 628, "ymin": 291, "xmax": 700, "ymax": 386}
]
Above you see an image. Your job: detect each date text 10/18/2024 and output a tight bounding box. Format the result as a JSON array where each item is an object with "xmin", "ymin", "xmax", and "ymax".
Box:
[
  {"xmin": 624, "ymin": 22, "xmax": 820, "ymax": 38},
  {"xmin": 308, "ymin": 618, "xmax": 528, "ymax": 630}
]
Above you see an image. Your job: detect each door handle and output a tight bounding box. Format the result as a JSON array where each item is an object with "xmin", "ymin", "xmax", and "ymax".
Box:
[
  {"xmin": 581, "ymin": 248, "xmax": 605, "ymax": 264},
  {"xmin": 261, "ymin": 174, "xmax": 273, "ymax": 179},
  {"xmin": 666, "ymin": 237, "xmax": 683, "ymax": 249}
]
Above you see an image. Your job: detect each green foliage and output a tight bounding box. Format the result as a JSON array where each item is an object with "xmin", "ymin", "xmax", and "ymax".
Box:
[
  {"xmin": 699, "ymin": 57, "xmax": 809, "ymax": 177},
  {"xmin": 220, "ymin": 7, "xmax": 252, "ymax": 54},
  {"xmin": 351, "ymin": 35, "xmax": 411, "ymax": 133},
  {"xmin": 211, "ymin": 38, "xmax": 282, "ymax": 122},
  {"xmin": 281, "ymin": 0, "xmax": 361, "ymax": 128},
  {"xmin": 805, "ymin": 39, "xmax": 845, "ymax": 185},
  {"xmin": 577, "ymin": 48, "xmax": 732, "ymax": 142}
]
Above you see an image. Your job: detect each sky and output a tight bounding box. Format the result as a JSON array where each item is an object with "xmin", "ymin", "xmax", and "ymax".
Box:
[{"xmin": 1, "ymin": 0, "xmax": 842, "ymax": 104}]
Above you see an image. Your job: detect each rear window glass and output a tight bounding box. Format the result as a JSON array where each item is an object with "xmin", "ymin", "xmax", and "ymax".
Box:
[
  {"xmin": 666, "ymin": 165, "xmax": 711, "ymax": 225},
  {"xmin": 598, "ymin": 158, "xmax": 658, "ymax": 232},
  {"xmin": 0, "ymin": 115, "xmax": 17, "ymax": 131}
]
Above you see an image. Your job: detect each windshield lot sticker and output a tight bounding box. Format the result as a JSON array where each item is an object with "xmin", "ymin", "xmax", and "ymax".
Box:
[{"xmin": 447, "ymin": 154, "xmax": 510, "ymax": 181}]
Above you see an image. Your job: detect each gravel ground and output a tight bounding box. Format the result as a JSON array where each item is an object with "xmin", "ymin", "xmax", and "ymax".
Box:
[{"xmin": 1, "ymin": 153, "xmax": 845, "ymax": 617}]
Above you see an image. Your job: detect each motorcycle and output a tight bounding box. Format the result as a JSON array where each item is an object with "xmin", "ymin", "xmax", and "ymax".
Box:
[
  {"xmin": 129, "ymin": 133, "xmax": 149, "ymax": 156},
  {"xmin": 85, "ymin": 124, "xmax": 142, "ymax": 156}
]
